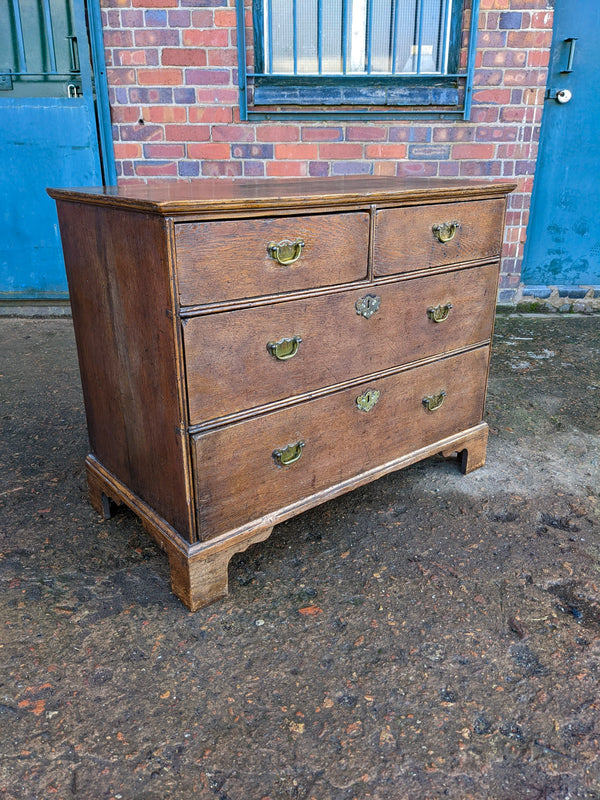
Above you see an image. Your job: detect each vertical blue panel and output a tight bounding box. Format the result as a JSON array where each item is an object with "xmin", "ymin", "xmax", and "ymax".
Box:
[
  {"xmin": 438, "ymin": 0, "xmax": 449, "ymax": 72},
  {"xmin": 10, "ymin": 0, "xmax": 27, "ymax": 71},
  {"xmin": 292, "ymin": 0, "xmax": 297, "ymax": 73},
  {"xmin": 0, "ymin": 101, "xmax": 102, "ymax": 296},
  {"xmin": 390, "ymin": 0, "xmax": 399, "ymax": 73},
  {"xmin": 416, "ymin": 0, "xmax": 424, "ymax": 73},
  {"xmin": 87, "ymin": 0, "xmax": 117, "ymax": 183},
  {"xmin": 366, "ymin": 0, "xmax": 374, "ymax": 73},
  {"xmin": 267, "ymin": 0, "xmax": 273, "ymax": 72},
  {"xmin": 0, "ymin": 0, "xmax": 104, "ymax": 298},
  {"xmin": 235, "ymin": 0, "xmax": 248, "ymax": 118},
  {"xmin": 462, "ymin": 0, "xmax": 480, "ymax": 119},
  {"xmin": 41, "ymin": 0, "xmax": 58, "ymax": 73},
  {"xmin": 342, "ymin": 0, "xmax": 349, "ymax": 74},
  {"xmin": 317, "ymin": 0, "xmax": 323, "ymax": 72},
  {"xmin": 523, "ymin": 0, "xmax": 600, "ymax": 286}
]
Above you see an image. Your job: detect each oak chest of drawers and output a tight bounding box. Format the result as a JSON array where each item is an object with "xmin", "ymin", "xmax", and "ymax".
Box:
[{"xmin": 49, "ymin": 176, "xmax": 514, "ymax": 611}]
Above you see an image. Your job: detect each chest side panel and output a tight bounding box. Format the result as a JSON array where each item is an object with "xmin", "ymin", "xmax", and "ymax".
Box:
[{"xmin": 56, "ymin": 202, "xmax": 194, "ymax": 541}]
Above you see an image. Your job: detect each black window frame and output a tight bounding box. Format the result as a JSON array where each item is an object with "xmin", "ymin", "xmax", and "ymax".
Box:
[{"xmin": 235, "ymin": 0, "xmax": 481, "ymax": 120}]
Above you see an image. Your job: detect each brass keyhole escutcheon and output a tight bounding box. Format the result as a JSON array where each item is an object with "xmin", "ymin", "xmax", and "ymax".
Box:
[
  {"xmin": 266, "ymin": 335, "xmax": 302, "ymax": 361},
  {"xmin": 272, "ymin": 439, "xmax": 305, "ymax": 467},
  {"xmin": 356, "ymin": 389, "xmax": 380, "ymax": 412},
  {"xmin": 267, "ymin": 238, "xmax": 305, "ymax": 266},
  {"xmin": 422, "ymin": 391, "xmax": 446, "ymax": 412},
  {"xmin": 427, "ymin": 303, "xmax": 453, "ymax": 323},
  {"xmin": 432, "ymin": 221, "xmax": 460, "ymax": 243},
  {"xmin": 355, "ymin": 293, "xmax": 381, "ymax": 319}
]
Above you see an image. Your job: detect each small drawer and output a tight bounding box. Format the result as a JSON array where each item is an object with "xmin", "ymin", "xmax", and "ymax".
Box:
[
  {"xmin": 174, "ymin": 211, "xmax": 370, "ymax": 305},
  {"xmin": 374, "ymin": 198, "xmax": 506, "ymax": 276},
  {"xmin": 191, "ymin": 346, "xmax": 489, "ymax": 538},
  {"xmin": 183, "ymin": 263, "xmax": 498, "ymax": 425}
]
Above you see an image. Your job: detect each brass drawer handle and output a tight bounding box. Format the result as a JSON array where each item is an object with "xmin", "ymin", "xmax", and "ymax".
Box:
[
  {"xmin": 422, "ymin": 391, "xmax": 446, "ymax": 412},
  {"xmin": 266, "ymin": 335, "xmax": 302, "ymax": 361},
  {"xmin": 432, "ymin": 221, "xmax": 460, "ymax": 243},
  {"xmin": 427, "ymin": 303, "xmax": 453, "ymax": 323},
  {"xmin": 273, "ymin": 439, "xmax": 305, "ymax": 467},
  {"xmin": 356, "ymin": 389, "xmax": 380, "ymax": 412},
  {"xmin": 355, "ymin": 293, "xmax": 381, "ymax": 319},
  {"xmin": 267, "ymin": 238, "xmax": 305, "ymax": 266}
]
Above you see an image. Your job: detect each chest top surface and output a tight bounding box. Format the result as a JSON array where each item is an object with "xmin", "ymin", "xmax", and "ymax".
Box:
[{"xmin": 48, "ymin": 176, "xmax": 516, "ymax": 216}]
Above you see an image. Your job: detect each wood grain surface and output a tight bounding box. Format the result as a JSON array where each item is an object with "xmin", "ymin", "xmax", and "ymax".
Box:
[
  {"xmin": 55, "ymin": 202, "xmax": 194, "ymax": 540},
  {"xmin": 374, "ymin": 198, "xmax": 506, "ymax": 275},
  {"xmin": 48, "ymin": 176, "xmax": 517, "ymax": 216},
  {"xmin": 174, "ymin": 211, "xmax": 369, "ymax": 305},
  {"xmin": 183, "ymin": 263, "xmax": 499, "ymax": 424},
  {"xmin": 192, "ymin": 346, "xmax": 489, "ymax": 539}
]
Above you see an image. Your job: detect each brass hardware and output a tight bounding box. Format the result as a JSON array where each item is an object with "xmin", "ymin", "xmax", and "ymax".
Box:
[
  {"xmin": 273, "ymin": 439, "xmax": 305, "ymax": 467},
  {"xmin": 427, "ymin": 303, "xmax": 453, "ymax": 323},
  {"xmin": 266, "ymin": 335, "xmax": 302, "ymax": 361},
  {"xmin": 432, "ymin": 221, "xmax": 460, "ymax": 243},
  {"xmin": 422, "ymin": 391, "xmax": 447, "ymax": 412},
  {"xmin": 267, "ymin": 238, "xmax": 305, "ymax": 265},
  {"xmin": 355, "ymin": 293, "xmax": 381, "ymax": 319},
  {"xmin": 356, "ymin": 389, "xmax": 380, "ymax": 412}
]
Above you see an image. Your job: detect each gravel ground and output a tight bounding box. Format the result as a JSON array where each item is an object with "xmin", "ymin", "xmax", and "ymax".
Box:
[{"xmin": 1, "ymin": 314, "xmax": 599, "ymax": 800}]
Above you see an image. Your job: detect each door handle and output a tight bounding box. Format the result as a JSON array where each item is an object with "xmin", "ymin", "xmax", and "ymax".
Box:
[
  {"xmin": 546, "ymin": 88, "xmax": 572, "ymax": 104},
  {"xmin": 561, "ymin": 37, "xmax": 577, "ymax": 74}
]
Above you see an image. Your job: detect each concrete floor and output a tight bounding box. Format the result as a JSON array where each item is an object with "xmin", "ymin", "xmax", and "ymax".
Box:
[{"xmin": 1, "ymin": 314, "xmax": 599, "ymax": 800}]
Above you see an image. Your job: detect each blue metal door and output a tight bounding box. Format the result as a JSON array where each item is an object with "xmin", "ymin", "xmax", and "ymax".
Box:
[
  {"xmin": 0, "ymin": 0, "xmax": 113, "ymax": 299},
  {"xmin": 522, "ymin": 0, "xmax": 600, "ymax": 288}
]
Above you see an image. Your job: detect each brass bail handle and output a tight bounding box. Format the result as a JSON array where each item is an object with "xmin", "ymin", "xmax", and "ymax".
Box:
[
  {"xmin": 273, "ymin": 440, "xmax": 305, "ymax": 467},
  {"xmin": 432, "ymin": 221, "xmax": 461, "ymax": 243},
  {"xmin": 422, "ymin": 391, "xmax": 447, "ymax": 412},
  {"xmin": 267, "ymin": 238, "xmax": 305, "ymax": 266},
  {"xmin": 427, "ymin": 303, "xmax": 453, "ymax": 323},
  {"xmin": 266, "ymin": 335, "xmax": 302, "ymax": 361}
]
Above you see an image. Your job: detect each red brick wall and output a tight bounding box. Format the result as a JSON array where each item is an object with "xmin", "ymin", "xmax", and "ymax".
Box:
[{"xmin": 101, "ymin": 0, "xmax": 554, "ymax": 302}]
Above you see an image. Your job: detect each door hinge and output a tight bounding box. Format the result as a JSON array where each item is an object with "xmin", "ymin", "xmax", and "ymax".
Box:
[{"xmin": 0, "ymin": 71, "xmax": 13, "ymax": 91}]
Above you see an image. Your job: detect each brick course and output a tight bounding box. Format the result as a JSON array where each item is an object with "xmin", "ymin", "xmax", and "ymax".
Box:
[{"xmin": 102, "ymin": 0, "xmax": 553, "ymax": 300}]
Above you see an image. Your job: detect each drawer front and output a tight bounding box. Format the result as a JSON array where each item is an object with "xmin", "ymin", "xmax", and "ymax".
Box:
[
  {"xmin": 184, "ymin": 263, "xmax": 498, "ymax": 425},
  {"xmin": 192, "ymin": 347, "xmax": 489, "ymax": 538},
  {"xmin": 374, "ymin": 198, "xmax": 506, "ymax": 276},
  {"xmin": 175, "ymin": 212, "xmax": 370, "ymax": 305}
]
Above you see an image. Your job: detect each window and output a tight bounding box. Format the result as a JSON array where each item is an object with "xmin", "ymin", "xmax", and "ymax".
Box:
[
  {"xmin": 235, "ymin": 0, "xmax": 480, "ymax": 118},
  {"xmin": 264, "ymin": 0, "xmax": 453, "ymax": 76}
]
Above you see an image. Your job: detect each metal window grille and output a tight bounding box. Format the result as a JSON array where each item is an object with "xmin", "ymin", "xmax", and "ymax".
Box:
[
  {"xmin": 236, "ymin": 0, "xmax": 480, "ymax": 120},
  {"xmin": 0, "ymin": 0, "xmax": 81, "ymax": 96},
  {"xmin": 264, "ymin": 0, "xmax": 453, "ymax": 76}
]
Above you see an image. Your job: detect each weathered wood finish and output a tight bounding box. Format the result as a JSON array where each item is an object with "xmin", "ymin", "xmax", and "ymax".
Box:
[
  {"xmin": 55, "ymin": 202, "xmax": 194, "ymax": 540},
  {"xmin": 175, "ymin": 212, "xmax": 370, "ymax": 305},
  {"xmin": 183, "ymin": 263, "xmax": 498, "ymax": 425},
  {"xmin": 374, "ymin": 198, "xmax": 506, "ymax": 275},
  {"xmin": 192, "ymin": 347, "xmax": 489, "ymax": 538},
  {"xmin": 49, "ymin": 176, "xmax": 514, "ymax": 611},
  {"xmin": 49, "ymin": 175, "xmax": 515, "ymax": 216}
]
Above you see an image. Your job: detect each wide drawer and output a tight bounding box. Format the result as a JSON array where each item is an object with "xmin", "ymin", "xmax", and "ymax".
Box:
[
  {"xmin": 373, "ymin": 198, "xmax": 506, "ymax": 276},
  {"xmin": 192, "ymin": 346, "xmax": 489, "ymax": 539},
  {"xmin": 174, "ymin": 211, "xmax": 370, "ymax": 305},
  {"xmin": 183, "ymin": 263, "xmax": 498, "ymax": 425}
]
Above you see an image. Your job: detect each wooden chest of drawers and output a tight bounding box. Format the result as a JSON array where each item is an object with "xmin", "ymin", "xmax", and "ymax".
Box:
[{"xmin": 49, "ymin": 176, "xmax": 514, "ymax": 611}]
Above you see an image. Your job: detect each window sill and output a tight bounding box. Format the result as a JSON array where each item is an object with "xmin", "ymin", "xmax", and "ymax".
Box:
[{"xmin": 253, "ymin": 77, "xmax": 460, "ymax": 108}]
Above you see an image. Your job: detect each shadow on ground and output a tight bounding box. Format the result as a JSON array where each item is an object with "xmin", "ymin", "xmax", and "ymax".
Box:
[{"xmin": 1, "ymin": 315, "xmax": 599, "ymax": 800}]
